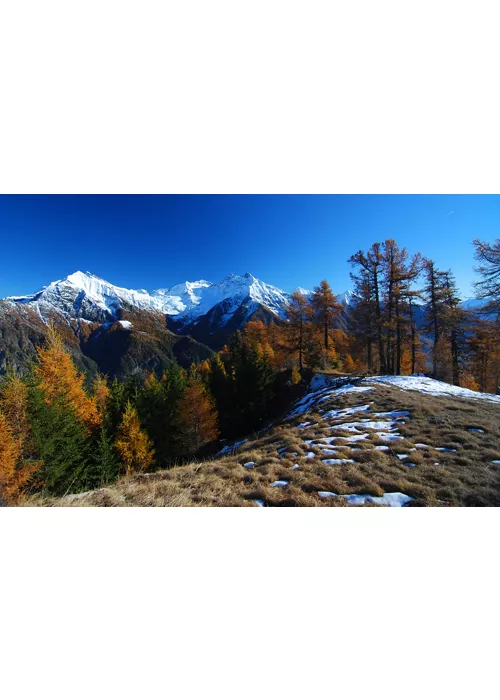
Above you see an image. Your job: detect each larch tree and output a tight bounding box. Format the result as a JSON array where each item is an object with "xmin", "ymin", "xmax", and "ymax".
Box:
[
  {"xmin": 0, "ymin": 373, "xmax": 30, "ymax": 438},
  {"xmin": 0, "ymin": 411, "xmax": 22, "ymax": 505},
  {"xmin": 285, "ymin": 290, "xmax": 310, "ymax": 371},
  {"xmin": 442, "ymin": 270, "xmax": 467, "ymax": 386},
  {"xmin": 92, "ymin": 374, "xmax": 110, "ymax": 416},
  {"xmin": 0, "ymin": 374, "xmax": 41, "ymax": 502},
  {"xmin": 423, "ymin": 259, "xmax": 448, "ymax": 378},
  {"xmin": 115, "ymin": 401, "xmax": 154, "ymax": 476},
  {"xmin": 473, "ymin": 237, "xmax": 500, "ymax": 313},
  {"xmin": 349, "ymin": 243, "xmax": 386, "ymax": 373},
  {"xmin": 174, "ymin": 377, "xmax": 219, "ymax": 454},
  {"xmin": 349, "ymin": 269, "xmax": 376, "ymax": 372},
  {"xmin": 381, "ymin": 240, "xmax": 422, "ymax": 376},
  {"xmin": 310, "ymin": 280, "xmax": 341, "ymax": 365},
  {"xmin": 35, "ymin": 325, "xmax": 102, "ymax": 430}
]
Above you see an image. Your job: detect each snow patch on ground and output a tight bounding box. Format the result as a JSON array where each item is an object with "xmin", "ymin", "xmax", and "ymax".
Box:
[
  {"xmin": 342, "ymin": 492, "xmax": 414, "ymax": 507},
  {"xmin": 243, "ymin": 462, "xmax": 256, "ymax": 468},
  {"xmin": 323, "ymin": 404, "xmax": 372, "ymax": 420},
  {"xmin": 287, "ymin": 378, "xmax": 373, "ymax": 417},
  {"xmin": 118, "ymin": 319, "xmax": 133, "ymax": 329},
  {"xmin": 365, "ymin": 375, "xmax": 500, "ymax": 404},
  {"xmin": 270, "ymin": 480, "xmax": 289, "ymax": 487},
  {"xmin": 330, "ymin": 420, "xmax": 395, "ymax": 433},
  {"xmin": 318, "ymin": 491, "xmax": 338, "ymax": 498}
]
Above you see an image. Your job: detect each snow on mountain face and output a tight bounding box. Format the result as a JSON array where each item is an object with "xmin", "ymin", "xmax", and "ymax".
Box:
[
  {"xmin": 152, "ymin": 273, "xmax": 291, "ymax": 323},
  {"xmin": 6, "ymin": 271, "xmax": 170, "ymax": 322},
  {"xmin": 337, "ymin": 290, "xmax": 357, "ymax": 306},
  {"xmin": 5, "ymin": 271, "xmax": 293, "ymax": 324}
]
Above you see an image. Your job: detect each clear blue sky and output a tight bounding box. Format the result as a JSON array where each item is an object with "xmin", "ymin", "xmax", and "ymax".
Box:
[{"xmin": 1, "ymin": 195, "xmax": 498, "ymax": 300}]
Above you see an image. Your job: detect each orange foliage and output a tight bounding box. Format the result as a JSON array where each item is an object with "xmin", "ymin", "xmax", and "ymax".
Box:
[
  {"xmin": 0, "ymin": 375, "xmax": 29, "ymax": 438},
  {"xmin": 36, "ymin": 326, "xmax": 102, "ymax": 430},
  {"xmin": 93, "ymin": 374, "xmax": 110, "ymax": 414},
  {"xmin": 343, "ymin": 353, "xmax": 355, "ymax": 373},
  {"xmin": 115, "ymin": 402, "xmax": 154, "ymax": 475},
  {"xmin": 174, "ymin": 379, "xmax": 219, "ymax": 453},
  {"xmin": 0, "ymin": 411, "xmax": 39, "ymax": 505},
  {"xmin": 460, "ymin": 373, "xmax": 479, "ymax": 391}
]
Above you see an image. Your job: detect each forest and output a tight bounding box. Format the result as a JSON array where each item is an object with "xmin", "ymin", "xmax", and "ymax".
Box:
[{"xmin": 1, "ymin": 236, "xmax": 499, "ymax": 505}]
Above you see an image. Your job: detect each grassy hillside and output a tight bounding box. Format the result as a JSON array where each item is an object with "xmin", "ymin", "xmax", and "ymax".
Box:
[{"xmin": 32, "ymin": 374, "xmax": 500, "ymax": 507}]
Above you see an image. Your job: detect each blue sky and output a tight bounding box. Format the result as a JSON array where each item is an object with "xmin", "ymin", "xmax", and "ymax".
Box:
[{"xmin": 0, "ymin": 195, "xmax": 498, "ymax": 299}]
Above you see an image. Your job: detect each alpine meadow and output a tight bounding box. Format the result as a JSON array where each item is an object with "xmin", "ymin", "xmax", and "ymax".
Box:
[{"xmin": 1, "ymin": 197, "xmax": 500, "ymax": 507}]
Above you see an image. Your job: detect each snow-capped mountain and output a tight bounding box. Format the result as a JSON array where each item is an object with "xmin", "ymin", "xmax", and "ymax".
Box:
[{"xmin": 5, "ymin": 270, "xmax": 292, "ymax": 326}]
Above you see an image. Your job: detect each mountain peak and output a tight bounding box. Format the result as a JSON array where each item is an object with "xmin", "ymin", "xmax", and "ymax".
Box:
[{"xmin": 65, "ymin": 270, "xmax": 103, "ymax": 285}]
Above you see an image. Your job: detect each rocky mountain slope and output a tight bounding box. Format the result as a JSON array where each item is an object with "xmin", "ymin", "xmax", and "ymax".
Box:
[{"xmin": 0, "ymin": 270, "xmax": 294, "ymax": 377}]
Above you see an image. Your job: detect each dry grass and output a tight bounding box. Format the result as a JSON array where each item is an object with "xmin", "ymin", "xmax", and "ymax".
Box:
[{"xmin": 30, "ymin": 379, "xmax": 500, "ymax": 507}]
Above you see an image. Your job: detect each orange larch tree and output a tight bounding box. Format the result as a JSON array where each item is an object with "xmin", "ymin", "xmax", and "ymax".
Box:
[
  {"xmin": 0, "ymin": 410, "xmax": 39, "ymax": 505},
  {"xmin": 174, "ymin": 378, "xmax": 219, "ymax": 454},
  {"xmin": 92, "ymin": 374, "xmax": 110, "ymax": 416},
  {"xmin": 35, "ymin": 325, "xmax": 102, "ymax": 430},
  {"xmin": 115, "ymin": 402, "xmax": 154, "ymax": 476}
]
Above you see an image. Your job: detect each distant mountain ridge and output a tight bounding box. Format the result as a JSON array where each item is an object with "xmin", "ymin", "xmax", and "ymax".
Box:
[
  {"xmin": 4, "ymin": 270, "xmax": 292, "ymax": 325},
  {"xmin": 0, "ymin": 271, "xmax": 488, "ymax": 379},
  {"xmin": 0, "ymin": 271, "xmax": 296, "ymax": 378}
]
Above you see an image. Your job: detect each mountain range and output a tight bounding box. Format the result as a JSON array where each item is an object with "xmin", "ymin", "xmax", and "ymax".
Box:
[
  {"xmin": 0, "ymin": 270, "xmax": 484, "ymax": 380},
  {"xmin": 0, "ymin": 271, "xmax": 312, "ymax": 379}
]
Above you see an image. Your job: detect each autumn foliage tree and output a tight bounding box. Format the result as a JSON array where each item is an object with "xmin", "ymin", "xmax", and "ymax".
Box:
[
  {"xmin": 0, "ymin": 374, "xmax": 41, "ymax": 503},
  {"xmin": 115, "ymin": 402, "xmax": 155, "ymax": 475},
  {"xmin": 311, "ymin": 280, "xmax": 341, "ymax": 363},
  {"xmin": 285, "ymin": 290, "xmax": 311, "ymax": 371},
  {"xmin": 35, "ymin": 325, "xmax": 102, "ymax": 430},
  {"xmin": 0, "ymin": 410, "xmax": 39, "ymax": 504},
  {"xmin": 174, "ymin": 377, "xmax": 219, "ymax": 454}
]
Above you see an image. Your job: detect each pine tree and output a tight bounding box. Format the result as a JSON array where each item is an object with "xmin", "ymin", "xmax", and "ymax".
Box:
[
  {"xmin": 93, "ymin": 423, "xmax": 120, "ymax": 484},
  {"xmin": 234, "ymin": 343, "xmax": 275, "ymax": 430},
  {"xmin": 115, "ymin": 402, "xmax": 154, "ymax": 476},
  {"xmin": 28, "ymin": 387, "xmax": 93, "ymax": 495},
  {"xmin": 174, "ymin": 377, "xmax": 219, "ymax": 454},
  {"xmin": 134, "ymin": 365, "xmax": 187, "ymax": 465}
]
